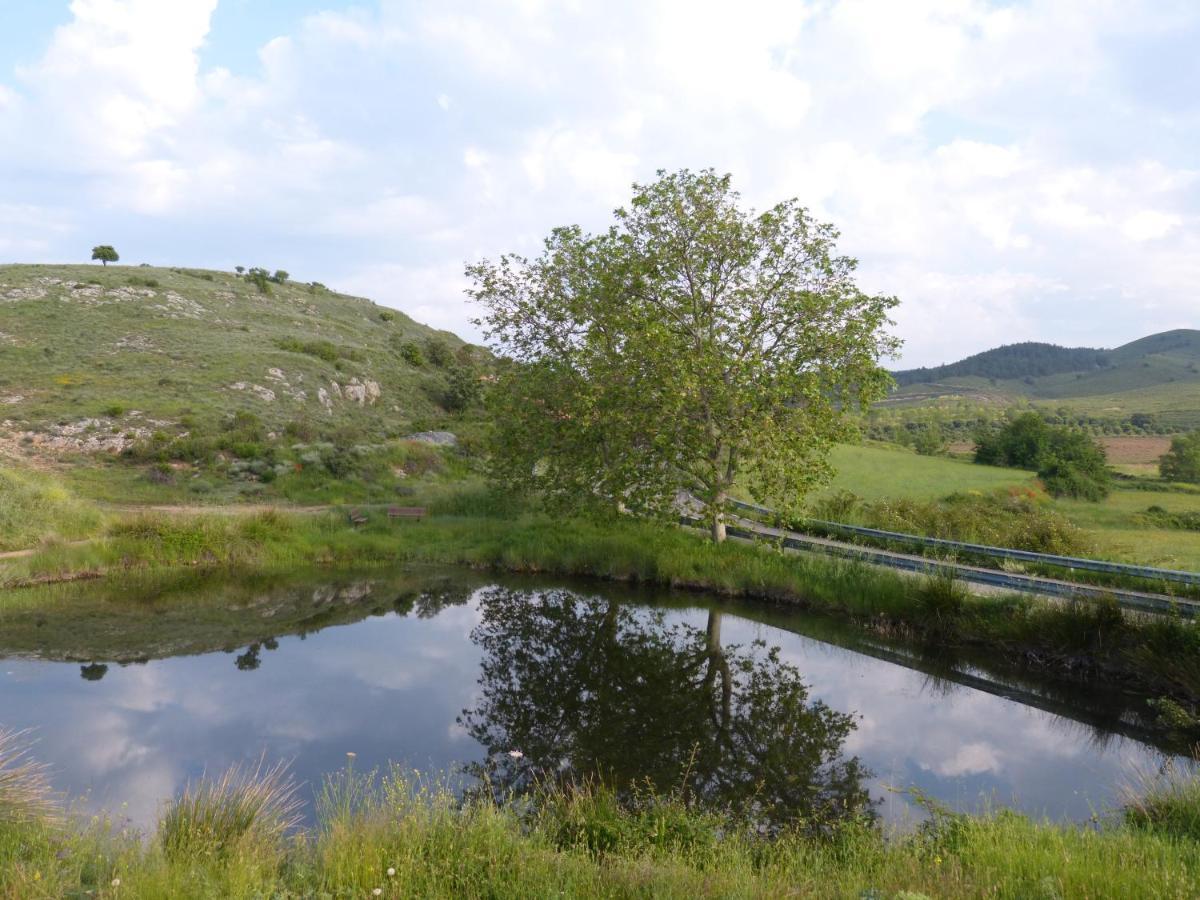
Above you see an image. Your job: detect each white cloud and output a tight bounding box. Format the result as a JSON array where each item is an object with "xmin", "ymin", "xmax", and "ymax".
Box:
[
  {"xmin": 1122, "ymin": 210, "xmax": 1182, "ymax": 242},
  {"xmin": 2, "ymin": 0, "xmax": 1198, "ymax": 363}
]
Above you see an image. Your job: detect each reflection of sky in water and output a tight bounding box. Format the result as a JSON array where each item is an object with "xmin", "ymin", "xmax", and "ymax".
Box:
[{"xmin": 0, "ymin": 590, "xmax": 1180, "ymax": 829}]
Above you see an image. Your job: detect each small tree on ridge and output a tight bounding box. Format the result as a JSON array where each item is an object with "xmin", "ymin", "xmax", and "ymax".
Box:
[{"xmin": 91, "ymin": 245, "xmax": 119, "ymax": 266}]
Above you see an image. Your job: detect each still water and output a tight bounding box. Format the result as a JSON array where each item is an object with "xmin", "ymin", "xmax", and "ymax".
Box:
[{"xmin": 0, "ymin": 568, "xmax": 1185, "ymax": 829}]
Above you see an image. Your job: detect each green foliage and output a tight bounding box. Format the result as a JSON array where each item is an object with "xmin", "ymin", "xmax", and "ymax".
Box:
[
  {"xmin": 274, "ymin": 336, "xmax": 360, "ymax": 363},
  {"xmin": 808, "ymin": 487, "xmax": 1090, "ymax": 555},
  {"xmin": 910, "ymin": 424, "xmax": 946, "ymax": 456},
  {"xmin": 378, "ymin": 309, "xmax": 396, "ymax": 322},
  {"xmin": 396, "ymin": 339, "xmax": 425, "ymax": 366},
  {"xmin": 444, "ymin": 364, "xmax": 482, "ymax": 412},
  {"xmin": 974, "ymin": 413, "xmax": 1110, "ymax": 499},
  {"xmin": 272, "ymin": 269, "xmax": 289, "ymax": 284},
  {"xmin": 1160, "ymin": 432, "xmax": 1200, "ymax": 483},
  {"xmin": 245, "ymin": 267, "xmax": 272, "ymax": 294},
  {"xmin": 470, "ymin": 168, "xmax": 899, "ymax": 540},
  {"xmin": 424, "ymin": 336, "xmax": 453, "ymax": 367},
  {"xmin": 90, "ymin": 244, "xmax": 119, "ymax": 266}
]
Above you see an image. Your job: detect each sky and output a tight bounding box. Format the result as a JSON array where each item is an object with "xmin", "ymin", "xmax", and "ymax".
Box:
[{"xmin": 1, "ymin": 0, "xmax": 1197, "ymax": 367}]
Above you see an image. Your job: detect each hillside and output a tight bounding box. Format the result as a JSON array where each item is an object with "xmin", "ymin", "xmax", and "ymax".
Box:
[
  {"xmin": 0, "ymin": 263, "xmax": 481, "ymax": 454},
  {"xmin": 887, "ymin": 329, "xmax": 1200, "ymax": 429}
]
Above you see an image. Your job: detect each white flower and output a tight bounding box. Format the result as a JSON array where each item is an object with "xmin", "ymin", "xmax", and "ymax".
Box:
[
  {"xmin": 111, "ymin": 878, "xmax": 121, "ymax": 888},
  {"xmin": 386, "ymin": 867, "xmax": 396, "ymax": 877},
  {"xmin": 508, "ymin": 750, "xmax": 523, "ymax": 759},
  {"xmin": 372, "ymin": 890, "xmax": 383, "ymax": 897}
]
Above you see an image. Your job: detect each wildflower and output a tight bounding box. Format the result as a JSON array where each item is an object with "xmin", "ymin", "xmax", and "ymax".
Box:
[
  {"xmin": 372, "ymin": 890, "xmax": 383, "ymax": 897},
  {"xmin": 508, "ymin": 750, "xmax": 523, "ymax": 759},
  {"xmin": 934, "ymin": 855, "xmax": 942, "ymax": 866},
  {"xmin": 387, "ymin": 867, "xmax": 396, "ymax": 877},
  {"xmin": 111, "ymin": 877, "xmax": 122, "ymax": 887}
]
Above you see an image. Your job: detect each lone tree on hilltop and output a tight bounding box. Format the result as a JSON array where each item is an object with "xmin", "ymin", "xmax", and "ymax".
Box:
[
  {"xmin": 91, "ymin": 245, "xmax": 119, "ymax": 266},
  {"xmin": 468, "ymin": 168, "xmax": 900, "ymax": 542}
]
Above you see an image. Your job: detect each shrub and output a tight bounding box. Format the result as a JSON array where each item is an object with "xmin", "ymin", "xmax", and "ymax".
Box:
[
  {"xmin": 102, "ymin": 403, "xmax": 125, "ymax": 418},
  {"xmin": 425, "ymin": 337, "xmax": 453, "ymax": 367},
  {"xmin": 397, "ymin": 340, "xmax": 425, "ymax": 366},
  {"xmin": 974, "ymin": 413, "xmax": 1109, "ymax": 499},
  {"xmin": 1160, "ymin": 432, "xmax": 1200, "ymax": 484},
  {"xmin": 445, "ymin": 365, "xmax": 483, "ymax": 412},
  {"xmin": 378, "ymin": 309, "xmax": 396, "ymax": 322}
]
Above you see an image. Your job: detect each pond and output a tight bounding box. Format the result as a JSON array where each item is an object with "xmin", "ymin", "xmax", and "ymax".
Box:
[{"xmin": 0, "ymin": 568, "xmax": 1186, "ymax": 830}]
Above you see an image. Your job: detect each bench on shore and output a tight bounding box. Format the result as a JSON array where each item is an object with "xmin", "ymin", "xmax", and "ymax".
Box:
[
  {"xmin": 347, "ymin": 508, "xmax": 369, "ymax": 526},
  {"xmin": 387, "ymin": 506, "xmax": 426, "ymax": 521}
]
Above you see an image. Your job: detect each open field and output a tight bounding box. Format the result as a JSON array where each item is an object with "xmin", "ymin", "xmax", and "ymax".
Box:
[
  {"xmin": 808, "ymin": 444, "xmax": 1200, "ymax": 571},
  {"xmin": 818, "ymin": 444, "xmax": 1036, "ymax": 500}
]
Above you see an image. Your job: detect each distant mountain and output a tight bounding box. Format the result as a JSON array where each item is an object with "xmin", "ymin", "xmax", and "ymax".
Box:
[
  {"xmin": 0, "ymin": 264, "xmax": 483, "ymax": 454},
  {"xmin": 893, "ymin": 342, "xmax": 1113, "ymax": 386},
  {"xmin": 887, "ymin": 329, "xmax": 1200, "ymax": 429}
]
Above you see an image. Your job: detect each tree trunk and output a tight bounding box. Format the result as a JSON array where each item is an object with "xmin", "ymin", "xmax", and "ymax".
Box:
[{"xmin": 710, "ymin": 491, "xmax": 727, "ymax": 543}]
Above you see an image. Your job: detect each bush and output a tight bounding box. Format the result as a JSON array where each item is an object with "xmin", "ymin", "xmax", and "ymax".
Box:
[
  {"xmin": 445, "ymin": 365, "xmax": 483, "ymax": 412},
  {"xmin": 1160, "ymin": 432, "xmax": 1200, "ymax": 484},
  {"xmin": 397, "ymin": 340, "xmax": 425, "ymax": 366},
  {"xmin": 425, "ymin": 337, "xmax": 453, "ymax": 367},
  {"xmin": 811, "ymin": 487, "xmax": 1090, "ymax": 555},
  {"xmin": 378, "ymin": 309, "xmax": 396, "ymax": 322},
  {"xmin": 974, "ymin": 413, "xmax": 1110, "ymax": 499}
]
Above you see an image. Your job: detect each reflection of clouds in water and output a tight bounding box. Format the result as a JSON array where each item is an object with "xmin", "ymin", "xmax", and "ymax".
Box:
[
  {"xmin": 719, "ymin": 615, "xmax": 1172, "ymax": 819},
  {"xmin": 930, "ymin": 741, "xmax": 1002, "ymax": 778},
  {"xmin": 0, "ymin": 590, "xmax": 1185, "ymax": 831}
]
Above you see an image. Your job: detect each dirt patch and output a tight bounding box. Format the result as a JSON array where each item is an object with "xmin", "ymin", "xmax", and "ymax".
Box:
[{"xmin": 1099, "ymin": 436, "xmax": 1172, "ymax": 465}]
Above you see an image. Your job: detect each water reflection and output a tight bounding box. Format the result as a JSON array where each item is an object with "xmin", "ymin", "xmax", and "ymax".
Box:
[
  {"xmin": 0, "ymin": 570, "xmax": 1187, "ymax": 829},
  {"xmin": 460, "ymin": 588, "xmax": 871, "ymax": 831}
]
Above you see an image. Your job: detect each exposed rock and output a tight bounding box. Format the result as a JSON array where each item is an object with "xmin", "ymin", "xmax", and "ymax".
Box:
[
  {"xmin": 317, "ymin": 387, "xmax": 332, "ymax": 412},
  {"xmin": 403, "ymin": 431, "xmax": 457, "ymax": 446},
  {"xmin": 230, "ymin": 382, "xmax": 276, "ymax": 402},
  {"xmin": 341, "ymin": 378, "xmax": 381, "ymax": 406}
]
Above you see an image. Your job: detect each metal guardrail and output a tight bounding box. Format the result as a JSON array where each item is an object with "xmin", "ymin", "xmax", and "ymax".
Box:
[
  {"xmin": 725, "ymin": 497, "xmax": 1200, "ymax": 587},
  {"xmin": 679, "ymin": 514, "xmax": 1200, "ymax": 618}
]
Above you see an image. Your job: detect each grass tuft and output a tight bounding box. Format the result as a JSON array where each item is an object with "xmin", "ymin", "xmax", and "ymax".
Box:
[
  {"xmin": 158, "ymin": 757, "xmax": 302, "ymax": 860},
  {"xmin": 0, "ymin": 729, "xmax": 58, "ymax": 825}
]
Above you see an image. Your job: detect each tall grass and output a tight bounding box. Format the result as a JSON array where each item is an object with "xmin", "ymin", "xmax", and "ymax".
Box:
[
  {"xmin": 0, "ymin": 728, "xmax": 58, "ymax": 825},
  {"xmin": 0, "ymin": 754, "xmax": 1199, "ymax": 897},
  {"xmin": 158, "ymin": 757, "xmax": 302, "ymax": 860},
  {"xmin": 0, "ymin": 464, "xmax": 105, "ymax": 552}
]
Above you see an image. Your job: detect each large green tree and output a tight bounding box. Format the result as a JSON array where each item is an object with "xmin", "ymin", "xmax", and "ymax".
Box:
[{"xmin": 467, "ymin": 169, "xmax": 899, "ymax": 541}]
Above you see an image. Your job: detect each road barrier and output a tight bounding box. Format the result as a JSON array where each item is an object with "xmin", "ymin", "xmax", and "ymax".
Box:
[
  {"xmin": 725, "ymin": 497, "xmax": 1200, "ymax": 587},
  {"xmin": 678, "ymin": 514, "xmax": 1199, "ymax": 618}
]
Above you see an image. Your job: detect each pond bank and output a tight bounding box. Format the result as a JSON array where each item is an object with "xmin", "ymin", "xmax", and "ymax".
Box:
[
  {"xmin": 1, "ymin": 753, "xmax": 1198, "ymax": 898},
  {"xmin": 2, "ymin": 506, "xmax": 1198, "ymax": 739}
]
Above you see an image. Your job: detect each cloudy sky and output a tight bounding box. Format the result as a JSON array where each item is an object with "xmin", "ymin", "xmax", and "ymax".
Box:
[{"xmin": 1, "ymin": 0, "xmax": 1197, "ymax": 366}]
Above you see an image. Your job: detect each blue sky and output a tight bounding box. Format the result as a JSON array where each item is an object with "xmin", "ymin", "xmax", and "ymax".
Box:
[{"xmin": 1, "ymin": 0, "xmax": 1197, "ymax": 366}]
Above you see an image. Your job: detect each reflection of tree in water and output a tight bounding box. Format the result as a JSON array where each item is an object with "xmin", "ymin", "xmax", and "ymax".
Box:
[
  {"xmin": 80, "ymin": 663, "xmax": 108, "ymax": 681},
  {"xmin": 459, "ymin": 588, "xmax": 872, "ymax": 832},
  {"xmin": 234, "ymin": 637, "xmax": 278, "ymax": 671}
]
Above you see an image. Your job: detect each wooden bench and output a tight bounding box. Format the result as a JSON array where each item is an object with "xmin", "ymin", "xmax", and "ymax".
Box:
[
  {"xmin": 347, "ymin": 508, "xmax": 369, "ymax": 526},
  {"xmin": 387, "ymin": 506, "xmax": 427, "ymax": 521}
]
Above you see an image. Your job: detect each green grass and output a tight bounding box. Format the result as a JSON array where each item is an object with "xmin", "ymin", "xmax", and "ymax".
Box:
[
  {"xmin": 0, "ymin": 743, "xmax": 1198, "ymax": 899},
  {"xmin": 816, "ymin": 444, "xmax": 1036, "ymax": 501},
  {"xmin": 803, "ymin": 443, "xmax": 1200, "ymax": 570},
  {"xmin": 0, "ymin": 262, "xmax": 475, "ymax": 443},
  {"xmin": 0, "ymin": 464, "xmax": 105, "ymax": 551}
]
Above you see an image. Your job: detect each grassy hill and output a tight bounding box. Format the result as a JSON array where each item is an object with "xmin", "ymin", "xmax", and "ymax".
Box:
[
  {"xmin": 887, "ymin": 329, "xmax": 1200, "ymax": 430},
  {"xmin": 0, "ymin": 263, "xmax": 487, "ymax": 508},
  {"xmin": 0, "ymin": 263, "xmax": 479, "ymax": 443}
]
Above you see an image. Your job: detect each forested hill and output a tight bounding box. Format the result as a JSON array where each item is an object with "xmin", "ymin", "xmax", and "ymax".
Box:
[{"xmin": 893, "ymin": 341, "xmax": 1111, "ymax": 386}]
